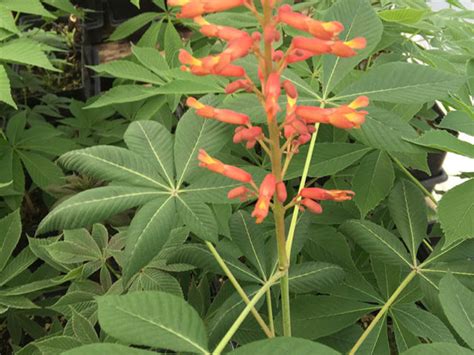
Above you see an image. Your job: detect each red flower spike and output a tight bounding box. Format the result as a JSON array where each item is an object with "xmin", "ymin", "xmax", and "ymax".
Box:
[
  {"xmin": 265, "ymin": 72, "xmax": 281, "ymax": 120},
  {"xmin": 252, "ymin": 173, "xmax": 276, "ymax": 223},
  {"xmin": 276, "ymin": 182, "xmax": 287, "ymax": 203},
  {"xmin": 283, "ymin": 80, "xmax": 297, "ymax": 100},
  {"xmin": 301, "ymin": 198, "xmax": 323, "ymax": 214},
  {"xmin": 264, "ymin": 24, "xmax": 280, "ymax": 44},
  {"xmin": 195, "ymin": 16, "xmax": 246, "ymax": 41},
  {"xmin": 198, "ymin": 149, "xmax": 253, "ymax": 183},
  {"xmin": 228, "ymin": 186, "xmax": 251, "ymax": 201},
  {"xmin": 187, "ymin": 97, "xmax": 250, "ymax": 125},
  {"xmin": 233, "ymin": 126, "xmax": 263, "ymax": 149},
  {"xmin": 224, "ymin": 34, "xmax": 254, "ymax": 60},
  {"xmin": 300, "ymin": 187, "xmax": 355, "ymax": 202}
]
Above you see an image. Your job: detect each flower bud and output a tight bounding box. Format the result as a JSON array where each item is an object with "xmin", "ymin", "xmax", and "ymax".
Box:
[{"xmin": 276, "ymin": 182, "xmax": 287, "ymax": 203}]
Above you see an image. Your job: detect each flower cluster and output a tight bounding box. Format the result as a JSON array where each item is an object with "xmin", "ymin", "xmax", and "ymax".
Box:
[{"xmin": 169, "ymin": 0, "xmax": 368, "ymax": 224}]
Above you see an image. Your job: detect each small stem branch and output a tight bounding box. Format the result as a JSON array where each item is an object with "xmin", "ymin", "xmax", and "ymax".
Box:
[
  {"xmin": 285, "ymin": 122, "xmax": 321, "ymax": 260},
  {"xmin": 349, "ymin": 270, "xmax": 418, "ymax": 354},
  {"xmin": 205, "ymin": 242, "xmax": 274, "ymax": 338},
  {"xmin": 213, "ymin": 271, "xmax": 284, "ymax": 355},
  {"xmin": 266, "ymin": 289, "xmax": 275, "ymax": 336},
  {"xmin": 390, "ymin": 154, "xmax": 438, "ymax": 205}
]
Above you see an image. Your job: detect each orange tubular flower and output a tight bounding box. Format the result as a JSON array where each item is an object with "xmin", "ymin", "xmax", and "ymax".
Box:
[
  {"xmin": 301, "ymin": 198, "xmax": 323, "ymax": 214},
  {"xmin": 187, "ymin": 97, "xmax": 250, "ymax": 125},
  {"xmin": 225, "ymin": 79, "xmax": 253, "ymax": 94},
  {"xmin": 228, "ymin": 186, "xmax": 252, "ymax": 201},
  {"xmin": 198, "ymin": 149, "xmax": 253, "ymax": 183},
  {"xmin": 276, "ymin": 181, "xmax": 287, "ymax": 203},
  {"xmin": 233, "ymin": 126, "xmax": 263, "ymax": 149},
  {"xmin": 295, "ymin": 106, "xmax": 328, "ymax": 124},
  {"xmin": 330, "ymin": 37, "xmax": 366, "ymax": 57},
  {"xmin": 179, "ymin": 50, "xmax": 246, "ymax": 77},
  {"xmin": 300, "ymin": 187, "xmax": 355, "ymax": 201},
  {"xmin": 265, "ymin": 72, "xmax": 281, "ymax": 120},
  {"xmin": 194, "ymin": 16, "xmax": 246, "ymax": 41},
  {"xmin": 291, "ymin": 36, "xmax": 332, "ymax": 55},
  {"xmin": 286, "ymin": 48, "xmax": 314, "ymax": 64},
  {"xmin": 252, "ymin": 174, "xmax": 276, "ymax": 223},
  {"xmin": 278, "ymin": 4, "xmax": 343, "ymax": 40},
  {"xmin": 169, "ymin": 0, "xmax": 246, "ymax": 18}
]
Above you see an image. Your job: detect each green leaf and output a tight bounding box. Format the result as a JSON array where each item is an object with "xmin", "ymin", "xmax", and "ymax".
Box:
[
  {"xmin": 401, "ymin": 343, "xmax": 474, "ymax": 355},
  {"xmin": 18, "ymin": 151, "xmax": 63, "ymax": 189},
  {"xmin": 404, "ymin": 130, "xmax": 474, "ymax": 159},
  {"xmin": 289, "ymin": 262, "xmax": 345, "ymax": 294},
  {"xmin": 0, "ymin": 209, "xmax": 21, "ymax": 271},
  {"xmin": 38, "ymin": 186, "xmax": 164, "ymax": 233},
  {"xmin": 379, "ymin": 9, "xmax": 427, "ymax": 24},
  {"xmin": 1, "ymin": 0, "xmax": 54, "ymax": 17},
  {"xmin": 388, "ymin": 180, "xmax": 427, "ymax": 261},
  {"xmin": 59, "ymin": 146, "xmax": 168, "ymax": 189},
  {"xmin": 438, "ymin": 179, "xmax": 474, "ymax": 245},
  {"xmin": 124, "ymin": 196, "xmax": 176, "ymax": 282},
  {"xmin": 71, "ymin": 310, "xmax": 99, "ymax": 344},
  {"xmin": 91, "ymin": 60, "xmax": 164, "ymax": 85},
  {"xmin": 340, "ymin": 220, "xmax": 412, "ymax": 267},
  {"xmin": 174, "ymin": 96, "xmax": 231, "ymax": 185},
  {"xmin": 85, "ymin": 85, "xmax": 161, "ymax": 109},
  {"xmin": 129, "ymin": 268, "xmax": 182, "ymax": 297},
  {"xmin": 164, "ymin": 21, "xmax": 182, "ymax": 68},
  {"xmin": 0, "ymin": 295, "xmax": 38, "ymax": 310},
  {"xmin": 335, "ymin": 63, "xmax": 465, "ymax": 103},
  {"xmin": 184, "ymin": 172, "xmax": 242, "ymax": 204},
  {"xmin": 0, "ymin": 6, "xmax": 18, "ymax": 34},
  {"xmin": 287, "ymin": 295, "xmax": 378, "ymax": 339},
  {"xmin": 23, "ymin": 336, "xmax": 82, "ymax": 355},
  {"xmin": 229, "ymin": 337, "xmax": 339, "ymax": 354},
  {"xmin": 357, "ymin": 314, "xmax": 389, "ymax": 355},
  {"xmin": 0, "ymin": 248, "xmax": 36, "ymax": 286},
  {"xmin": 124, "ymin": 120, "xmax": 174, "ymax": 187},
  {"xmin": 392, "ymin": 304, "xmax": 456, "ymax": 343},
  {"xmin": 97, "ymin": 291, "xmax": 209, "ymax": 353},
  {"xmin": 439, "ymin": 274, "xmax": 474, "ymax": 348},
  {"xmin": 437, "ymin": 111, "xmax": 474, "ymax": 136},
  {"xmin": 0, "ymin": 64, "xmax": 15, "ymax": 108},
  {"xmin": 109, "ymin": 12, "xmax": 160, "ymax": 41},
  {"xmin": 287, "ymin": 143, "xmax": 372, "ymax": 180},
  {"xmin": 0, "ymin": 38, "xmax": 56, "ymax": 70},
  {"xmin": 322, "ymin": 0, "xmax": 383, "ymax": 96},
  {"xmin": 230, "ymin": 211, "xmax": 268, "ymax": 279},
  {"xmin": 352, "ymin": 150, "xmax": 395, "ymax": 218},
  {"xmin": 176, "ymin": 195, "xmax": 218, "ymax": 243},
  {"xmin": 132, "ymin": 45, "xmax": 169, "ymax": 76},
  {"xmin": 169, "ymin": 244, "xmax": 262, "ymax": 283},
  {"xmin": 63, "ymin": 344, "xmax": 155, "ymax": 355}
]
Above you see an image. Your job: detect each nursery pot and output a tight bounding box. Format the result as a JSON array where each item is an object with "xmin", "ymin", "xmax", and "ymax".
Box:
[{"xmin": 78, "ymin": 0, "xmax": 106, "ymax": 45}]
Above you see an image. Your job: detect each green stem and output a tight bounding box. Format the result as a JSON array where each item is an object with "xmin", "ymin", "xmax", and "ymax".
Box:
[
  {"xmin": 349, "ymin": 270, "xmax": 418, "ymax": 354},
  {"xmin": 213, "ymin": 271, "xmax": 284, "ymax": 355},
  {"xmin": 205, "ymin": 242, "xmax": 274, "ymax": 338},
  {"xmin": 390, "ymin": 154, "xmax": 438, "ymax": 205}
]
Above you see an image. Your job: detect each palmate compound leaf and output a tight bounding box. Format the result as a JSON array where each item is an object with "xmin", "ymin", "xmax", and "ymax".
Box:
[
  {"xmin": 229, "ymin": 337, "xmax": 340, "ymax": 355},
  {"xmin": 400, "ymin": 343, "xmax": 474, "ymax": 354},
  {"xmin": 439, "ymin": 274, "xmax": 474, "ymax": 349},
  {"xmin": 288, "ymin": 262, "xmax": 345, "ymax": 294},
  {"xmin": 0, "ymin": 209, "xmax": 21, "ymax": 271},
  {"xmin": 97, "ymin": 291, "xmax": 209, "ymax": 354}
]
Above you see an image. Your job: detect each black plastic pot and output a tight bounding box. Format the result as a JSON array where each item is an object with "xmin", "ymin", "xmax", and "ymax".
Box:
[
  {"xmin": 15, "ymin": 16, "xmax": 100, "ymax": 102},
  {"xmin": 419, "ymin": 168, "xmax": 448, "ymax": 193},
  {"xmin": 79, "ymin": 0, "xmax": 106, "ymax": 44},
  {"xmin": 105, "ymin": 0, "xmax": 160, "ymax": 26}
]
